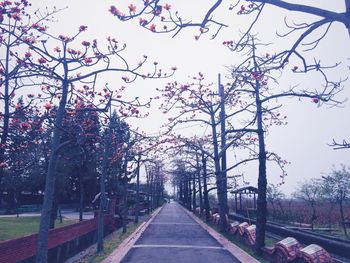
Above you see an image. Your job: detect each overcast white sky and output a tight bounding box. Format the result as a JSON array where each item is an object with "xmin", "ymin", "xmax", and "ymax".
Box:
[{"xmin": 28, "ymin": 0, "xmax": 350, "ymax": 195}]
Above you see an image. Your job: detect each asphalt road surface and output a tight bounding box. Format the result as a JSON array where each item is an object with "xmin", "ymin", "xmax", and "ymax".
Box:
[{"xmin": 121, "ymin": 202, "xmax": 241, "ymax": 263}]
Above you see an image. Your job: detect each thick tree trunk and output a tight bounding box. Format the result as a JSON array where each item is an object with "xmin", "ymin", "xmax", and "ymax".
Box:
[
  {"xmin": 49, "ymin": 196, "xmax": 57, "ymax": 229},
  {"xmin": 254, "ymin": 81, "xmax": 267, "ymax": 255},
  {"xmin": 97, "ymin": 127, "xmax": 110, "ymax": 253},
  {"xmin": 36, "ymin": 80, "xmax": 68, "ymax": 263},
  {"xmin": 219, "ymin": 74, "xmax": 228, "ymax": 217},
  {"xmin": 211, "ymin": 119, "xmax": 227, "ymax": 232}
]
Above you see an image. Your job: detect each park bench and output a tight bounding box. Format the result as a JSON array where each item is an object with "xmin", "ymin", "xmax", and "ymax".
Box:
[
  {"xmin": 268, "ymin": 237, "xmax": 302, "ymax": 262},
  {"xmin": 237, "ymin": 221, "xmax": 249, "ymax": 236},
  {"xmin": 296, "ymin": 244, "xmax": 333, "ymax": 263},
  {"xmin": 213, "ymin": 213, "xmax": 220, "ymax": 225},
  {"xmin": 243, "ymin": 224, "xmax": 256, "ymax": 246},
  {"xmin": 228, "ymin": 221, "xmax": 240, "ymax": 235}
]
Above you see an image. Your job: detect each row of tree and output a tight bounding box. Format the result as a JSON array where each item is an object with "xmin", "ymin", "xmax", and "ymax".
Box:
[
  {"xmin": 0, "ymin": 1, "xmax": 170, "ymax": 262},
  {"xmin": 1, "ymin": 0, "xmax": 349, "ymax": 261},
  {"xmin": 109, "ymin": 0, "xmax": 349, "ymax": 255},
  {"xmin": 291, "ymin": 165, "xmax": 350, "ymax": 236}
]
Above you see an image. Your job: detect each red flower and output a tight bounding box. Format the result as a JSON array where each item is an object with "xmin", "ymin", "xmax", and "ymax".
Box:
[
  {"xmin": 292, "ymin": 66, "xmax": 298, "ymax": 72},
  {"xmin": 21, "ymin": 122, "xmax": 31, "ymax": 130},
  {"xmin": 139, "ymin": 18, "xmax": 148, "ymax": 26},
  {"xmin": 82, "ymin": 41, "xmax": 90, "ymax": 47},
  {"xmin": 84, "ymin": 57, "xmax": 92, "ymax": 64},
  {"xmin": 54, "ymin": 46, "xmax": 61, "ymax": 52},
  {"xmin": 149, "ymin": 24, "xmax": 156, "ymax": 32},
  {"xmin": 44, "ymin": 102, "xmax": 52, "ymax": 110},
  {"xmin": 79, "ymin": 25, "xmax": 88, "ymax": 32},
  {"xmin": 25, "ymin": 51, "xmax": 32, "ymax": 58},
  {"xmin": 59, "ymin": 35, "xmax": 71, "ymax": 42},
  {"xmin": 23, "ymin": 36, "xmax": 36, "ymax": 44},
  {"xmin": 128, "ymin": 4, "xmax": 137, "ymax": 12},
  {"xmin": 122, "ymin": 76, "xmax": 130, "ymax": 82},
  {"xmin": 109, "ymin": 5, "xmax": 120, "ymax": 16},
  {"xmin": 11, "ymin": 13, "xmax": 21, "ymax": 21},
  {"xmin": 312, "ymin": 98, "xmax": 319, "ymax": 103},
  {"xmin": 163, "ymin": 3, "xmax": 171, "ymax": 10},
  {"xmin": 38, "ymin": 57, "xmax": 47, "ymax": 64}
]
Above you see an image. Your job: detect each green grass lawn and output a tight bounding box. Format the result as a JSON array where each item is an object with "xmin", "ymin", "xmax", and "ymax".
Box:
[{"xmin": 0, "ymin": 216, "xmax": 77, "ymax": 242}]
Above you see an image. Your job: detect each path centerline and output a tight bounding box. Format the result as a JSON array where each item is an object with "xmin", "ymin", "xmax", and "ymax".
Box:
[{"xmin": 132, "ymin": 244, "xmax": 225, "ymax": 250}]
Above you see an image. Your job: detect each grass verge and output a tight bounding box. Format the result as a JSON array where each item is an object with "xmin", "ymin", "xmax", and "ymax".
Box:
[
  {"xmin": 75, "ymin": 222, "xmax": 142, "ymax": 263},
  {"xmin": 199, "ymin": 216, "xmax": 270, "ymax": 263},
  {"xmin": 0, "ymin": 216, "xmax": 76, "ymax": 241}
]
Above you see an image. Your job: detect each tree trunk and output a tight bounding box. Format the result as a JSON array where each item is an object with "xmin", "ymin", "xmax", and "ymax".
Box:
[
  {"xmin": 0, "ymin": 43, "xmax": 11, "ymax": 185},
  {"xmin": 188, "ymin": 174, "xmax": 192, "ymax": 210},
  {"xmin": 79, "ymin": 179, "xmax": 84, "ymax": 222},
  {"xmin": 122, "ymin": 179, "xmax": 128, "ymax": 233},
  {"xmin": 346, "ymin": 0, "xmax": 350, "ymax": 36},
  {"xmin": 97, "ymin": 126, "xmax": 111, "ymax": 253},
  {"xmin": 14, "ymin": 190, "xmax": 19, "ymax": 218},
  {"xmin": 219, "ymin": 74, "xmax": 228, "ymax": 217},
  {"xmin": 192, "ymin": 171, "xmax": 196, "ymax": 212},
  {"xmin": 311, "ymin": 203, "xmax": 316, "ymax": 230},
  {"xmin": 339, "ymin": 200, "xmax": 348, "ymax": 237},
  {"xmin": 49, "ymin": 196, "xmax": 57, "ymax": 229},
  {"xmin": 36, "ymin": 80, "xmax": 68, "ymax": 263},
  {"xmin": 198, "ymin": 169, "xmax": 203, "ymax": 214},
  {"xmin": 254, "ymin": 81, "xmax": 267, "ymax": 255},
  {"xmin": 135, "ymin": 155, "xmax": 141, "ymax": 224},
  {"xmin": 211, "ymin": 118, "xmax": 227, "ymax": 232},
  {"xmin": 202, "ymin": 154, "xmax": 210, "ymax": 223}
]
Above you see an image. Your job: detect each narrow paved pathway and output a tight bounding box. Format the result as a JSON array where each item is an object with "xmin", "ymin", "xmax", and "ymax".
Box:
[{"xmin": 120, "ymin": 202, "xmax": 241, "ymax": 263}]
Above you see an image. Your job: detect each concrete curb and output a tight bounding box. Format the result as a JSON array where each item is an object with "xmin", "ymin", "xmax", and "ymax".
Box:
[
  {"xmin": 102, "ymin": 206, "xmax": 164, "ymax": 263},
  {"xmin": 181, "ymin": 205, "xmax": 260, "ymax": 263}
]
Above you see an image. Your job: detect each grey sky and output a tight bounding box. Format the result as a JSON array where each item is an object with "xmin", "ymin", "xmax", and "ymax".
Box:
[{"xmin": 28, "ymin": 0, "xmax": 350, "ymax": 195}]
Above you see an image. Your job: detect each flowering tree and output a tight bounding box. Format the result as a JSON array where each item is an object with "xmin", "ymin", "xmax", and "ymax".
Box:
[
  {"xmin": 110, "ymin": 1, "xmax": 350, "ymax": 50},
  {"xmin": 0, "ymin": 0, "xmax": 62, "ymax": 184},
  {"xmin": 157, "ymin": 69, "xmax": 291, "ymax": 237},
  {"xmin": 219, "ymin": 32, "xmax": 342, "ymax": 253},
  {"xmin": 55, "ymin": 109, "xmax": 101, "ymax": 224},
  {"xmin": 1, "ymin": 98, "xmax": 44, "ymax": 214},
  {"xmin": 0, "ymin": 1, "xmax": 176, "ymax": 260},
  {"xmin": 145, "ymin": 159, "xmax": 166, "ymax": 209}
]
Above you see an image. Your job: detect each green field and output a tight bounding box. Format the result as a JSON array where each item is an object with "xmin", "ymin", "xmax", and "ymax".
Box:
[{"xmin": 0, "ymin": 216, "xmax": 76, "ymax": 242}]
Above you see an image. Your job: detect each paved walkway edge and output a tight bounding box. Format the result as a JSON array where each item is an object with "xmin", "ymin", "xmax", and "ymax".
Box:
[
  {"xmin": 102, "ymin": 206, "xmax": 164, "ymax": 263},
  {"xmin": 181, "ymin": 206, "xmax": 260, "ymax": 263}
]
